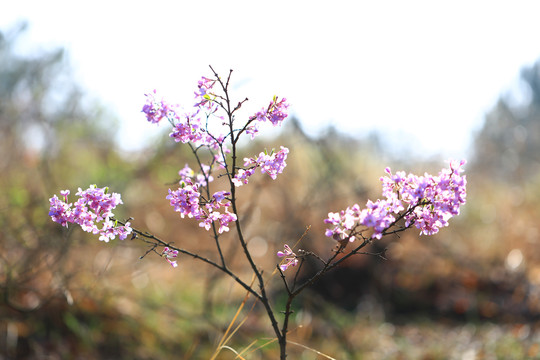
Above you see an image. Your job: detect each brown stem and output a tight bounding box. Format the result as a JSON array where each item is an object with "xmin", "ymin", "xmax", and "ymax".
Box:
[{"xmin": 208, "ymin": 65, "xmax": 286, "ymax": 355}]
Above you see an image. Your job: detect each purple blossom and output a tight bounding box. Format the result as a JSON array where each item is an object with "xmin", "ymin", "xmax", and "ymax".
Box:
[
  {"xmin": 168, "ymin": 110, "xmax": 221, "ymax": 149},
  {"xmin": 167, "ymin": 177, "xmax": 237, "ymax": 233},
  {"xmin": 196, "ymin": 207, "xmax": 236, "ymax": 233},
  {"xmin": 60, "ymin": 189, "xmax": 70, "ymax": 200},
  {"xmin": 49, "ymin": 194, "xmax": 72, "ymax": 227},
  {"xmin": 232, "ymin": 168, "xmax": 256, "ymax": 187},
  {"xmin": 98, "ymin": 219, "xmax": 132, "ymax": 242},
  {"xmin": 323, "ymin": 204, "xmax": 362, "ymax": 242},
  {"xmin": 178, "ymin": 164, "xmax": 195, "ymax": 180},
  {"xmin": 194, "ymin": 76, "xmax": 217, "ymax": 109},
  {"xmin": 204, "ymin": 191, "xmax": 231, "ymax": 211},
  {"xmin": 212, "ymin": 191, "xmax": 230, "ymax": 204},
  {"xmin": 169, "ymin": 110, "xmax": 204, "ymax": 143},
  {"xmin": 166, "ymin": 179, "xmax": 202, "ymax": 219},
  {"xmin": 277, "ymin": 244, "xmax": 298, "ymax": 271},
  {"xmin": 267, "ymin": 97, "xmax": 289, "ymax": 126},
  {"xmin": 142, "ymin": 90, "xmax": 178, "ymax": 124},
  {"xmin": 245, "ymin": 122, "xmax": 260, "ymax": 139},
  {"xmin": 199, "ymin": 211, "xmax": 221, "ymax": 231},
  {"xmin": 358, "ymin": 199, "xmax": 397, "ymax": 240},
  {"xmin": 250, "ymin": 96, "xmax": 289, "ymax": 128},
  {"xmin": 259, "ymin": 147, "xmax": 289, "ymax": 180},
  {"xmin": 178, "ymin": 164, "xmax": 214, "ymax": 187},
  {"xmin": 162, "ymin": 247, "xmax": 179, "ymax": 268},
  {"xmin": 49, "ymin": 185, "xmax": 132, "ymax": 242},
  {"xmin": 232, "ymin": 147, "xmax": 289, "ymax": 187},
  {"xmin": 75, "ymin": 185, "xmax": 123, "ymax": 222},
  {"xmin": 324, "ymin": 160, "xmax": 467, "ymax": 241},
  {"xmin": 217, "ymin": 209, "xmax": 237, "ymax": 234}
]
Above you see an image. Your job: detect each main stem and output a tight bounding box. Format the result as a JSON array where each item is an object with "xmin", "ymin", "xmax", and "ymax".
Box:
[{"xmin": 213, "ymin": 68, "xmax": 286, "ymax": 357}]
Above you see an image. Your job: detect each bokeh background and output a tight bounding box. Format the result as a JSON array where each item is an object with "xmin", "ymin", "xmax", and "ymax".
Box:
[{"xmin": 2, "ymin": 3, "xmax": 540, "ymax": 359}]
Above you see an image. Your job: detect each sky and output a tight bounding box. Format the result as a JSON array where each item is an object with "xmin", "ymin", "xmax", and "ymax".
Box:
[{"xmin": 2, "ymin": 1, "xmax": 540, "ymax": 160}]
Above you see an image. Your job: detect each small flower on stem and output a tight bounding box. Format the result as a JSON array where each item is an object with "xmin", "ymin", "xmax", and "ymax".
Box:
[
  {"xmin": 142, "ymin": 90, "xmax": 178, "ymax": 124},
  {"xmin": 162, "ymin": 247, "xmax": 179, "ymax": 268},
  {"xmin": 60, "ymin": 190, "xmax": 70, "ymax": 201},
  {"xmin": 217, "ymin": 208, "xmax": 237, "ymax": 234},
  {"xmin": 233, "ymin": 147, "xmax": 289, "ymax": 187},
  {"xmin": 277, "ymin": 244, "xmax": 299, "ymax": 271},
  {"xmin": 232, "ymin": 168, "xmax": 256, "ymax": 187},
  {"xmin": 194, "ymin": 76, "xmax": 217, "ymax": 109},
  {"xmin": 250, "ymin": 96, "xmax": 289, "ymax": 127}
]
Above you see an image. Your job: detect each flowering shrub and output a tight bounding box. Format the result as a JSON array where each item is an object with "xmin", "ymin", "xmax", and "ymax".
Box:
[{"xmin": 49, "ymin": 67, "xmax": 466, "ymax": 359}]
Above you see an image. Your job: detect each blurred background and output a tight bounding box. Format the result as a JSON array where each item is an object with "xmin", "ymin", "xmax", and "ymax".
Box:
[{"xmin": 2, "ymin": 2, "xmax": 540, "ymax": 359}]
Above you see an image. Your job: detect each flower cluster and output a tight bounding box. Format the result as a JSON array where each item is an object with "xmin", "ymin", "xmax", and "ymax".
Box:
[
  {"xmin": 169, "ymin": 109, "xmax": 221, "ymax": 150},
  {"xmin": 324, "ymin": 160, "xmax": 467, "ymax": 241},
  {"xmin": 179, "ymin": 163, "xmax": 214, "ymax": 187},
  {"xmin": 252, "ymin": 96, "xmax": 289, "ymax": 126},
  {"xmin": 142, "ymin": 87, "xmax": 222, "ymax": 150},
  {"xmin": 194, "ymin": 76, "xmax": 218, "ymax": 109},
  {"xmin": 166, "ymin": 176, "xmax": 237, "ymax": 234},
  {"xmin": 166, "ymin": 179, "xmax": 202, "ymax": 219},
  {"xmin": 387, "ymin": 159, "xmax": 467, "ymax": 235},
  {"xmin": 277, "ymin": 244, "xmax": 298, "ymax": 271},
  {"xmin": 232, "ymin": 147, "xmax": 289, "ymax": 187},
  {"xmin": 149, "ymin": 75, "xmax": 290, "ymax": 236},
  {"xmin": 246, "ymin": 96, "xmax": 289, "ymax": 138},
  {"xmin": 198, "ymin": 191, "xmax": 237, "ymax": 234},
  {"xmin": 49, "ymin": 185, "xmax": 132, "ymax": 242},
  {"xmin": 142, "ymin": 90, "xmax": 177, "ymax": 125},
  {"xmin": 170, "ymin": 76, "xmax": 222, "ymax": 147}
]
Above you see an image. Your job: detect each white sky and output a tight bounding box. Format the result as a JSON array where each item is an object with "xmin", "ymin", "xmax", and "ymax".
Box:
[{"xmin": 2, "ymin": 1, "xmax": 540, "ymax": 160}]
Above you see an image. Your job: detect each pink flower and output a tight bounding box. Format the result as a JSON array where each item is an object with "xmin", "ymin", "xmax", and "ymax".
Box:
[
  {"xmin": 358, "ymin": 199, "xmax": 396, "ymax": 240},
  {"xmin": 258, "ymin": 147, "xmax": 289, "ymax": 180},
  {"xmin": 250, "ymin": 96, "xmax": 289, "ymax": 128},
  {"xmin": 142, "ymin": 90, "xmax": 178, "ymax": 124},
  {"xmin": 232, "ymin": 168, "xmax": 256, "ymax": 187},
  {"xmin": 166, "ymin": 180, "xmax": 202, "ymax": 219},
  {"xmin": 233, "ymin": 147, "xmax": 289, "ymax": 187},
  {"xmin": 211, "ymin": 191, "xmax": 230, "ymax": 206},
  {"xmin": 49, "ymin": 194, "xmax": 72, "ymax": 227},
  {"xmin": 267, "ymin": 97, "xmax": 289, "ymax": 126},
  {"xmin": 324, "ymin": 205, "xmax": 362, "ymax": 242},
  {"xmin": 99, "ymin": 218, "xmax": 131, "ymax": 242},
  {"xmin": 162, "ymin": 247, "xmax": 179, "ymax": 268},
  {"xmin": 217, "ymin": 209, "xmax": 237, "ymax": 234},
  {"xmin": 168, "ymin": 177, "xmax": 237, "ymax": 234},
  {"xmin": 324, "ymin": 160, "xmax": 467, "ymax": 241},
  {"xmin": 49, "ymin": 185, "xmax": 132, "ymax": 242},
  {"xmin": 277, "ymin": 244, "xmax": 298, "ymax": 271},
  {"xmin": 178, "ymin": 164, "xmax": 214, "ymax": 187},
  {"xmin": 194, "ymin": 76, "xmax": 217, "ymax": 109}
]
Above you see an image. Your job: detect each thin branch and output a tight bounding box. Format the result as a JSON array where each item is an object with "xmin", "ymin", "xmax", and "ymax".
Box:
[
  {"xmin": 277, "ymin": 265, "xmax": 292, "ymax": 295},
  {"xmin": 114, "ymin": 219, "xmax": 261, "ymax": 301}
]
